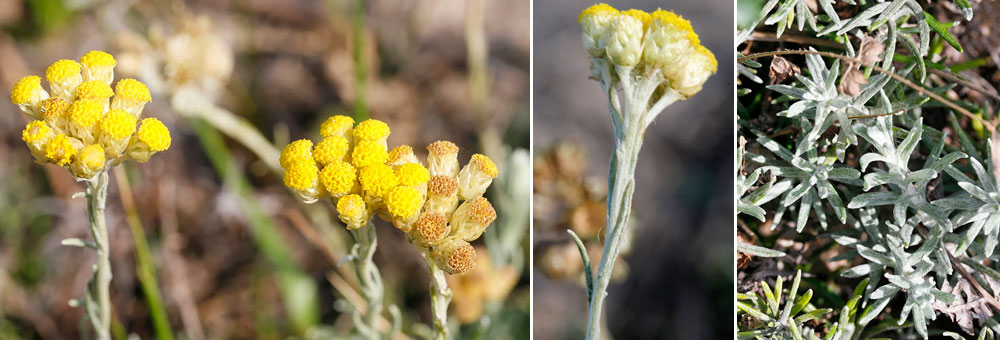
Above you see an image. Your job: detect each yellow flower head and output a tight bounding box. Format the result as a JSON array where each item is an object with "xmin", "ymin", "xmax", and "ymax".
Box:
[
  {"xmin": 68, "ymin": 99, "xmax": 104, "ymax": 129},
  {"xmin": 113, "ymin": 78, "xmax": 152, "ymax": 116},
  {"xmin": 99, "ymin": 109, "xmax": 138, "ymax": 140},
  {"xmin": 280, "ymin": 139, "xmax": 313, "ymax": 169},
  {"xmin": 319, "ymin": 161, "xmax": 357, "ymax": 196},
  {"xmin": 467, "ymin": 196, "xmax": 498, "ymax": 225},
  {"xmin": 337, "ymin": 194, "xmax": 366, "ymax": 219},
  {"xmin": 22, "ymin": 121, "xmax": 52, "ymax": 144},
  {"xmin": 385, "ymin": 186, "xmax": 423, "ymax": 219},
  {"xmin": 427, "ymin": 140, "xmax": 460, "ymax": 177},
  {"xmin": 136, "ymin": 118, "xmax": 171, "ymax": 151},
  {"xmin": 605, "ymin": 13, "xmax": 645, "ymax": 67},
  {"xmin": 284, "ymin": 160, "xmax": 319, "ymax": 191},
  {"xmin": 44, "ymin": 134, "xmax": 78, "ymax": 166},
  {"xmin": 41, "ymin": 98, "xmax": 69, "ymax": 126},
  {"xmin": 428, "ymin": 175, "xmax": 459, "ymax": 197},
  {"xmin": 457, "ymin": 153, "xmax": 498, "ymax": 199},
  {"xmin": 353, "ymin": 119, "xmax": 391, "ymax": 141},
  {"xmin": 71, "ymin": 144, "xmax": 106, "ymax": 178},
  {"xmin": 80, "ymin": 50, "xmax": 116, "ymax": 84},
  {"xmin": 432, "ymin": 237, "xmax": 477, "ymax": 275},
  {"xmin": 622, "ymin": 9, "xmax": 652, "ymax": 32},
  {"xmin": 11, "ymin": 75, "xmax": 45, "ymax": 105},
  {"xmin": 46, "ymin": 60, "xmax": 82, "ymax": 84},
  {"xmin": 396, "ymin": 162, "xmax": 430, "ymax": 187},
  {"xmin": 313, "ymin": 136, "xmax": 350, "ymax": 166},
  {"xmin": 413, "ymin": 212, "xmax": 450, "ymax": 247},
  {"xmin": 387, "ymin": 144, "xmax": 420, "ymax": 166},
  {"xmin": 451, "ymin": 196, "xmax": 497, "ymax": 241},
  {"xmin": 74, "ymin": 80, "xmax": 114, "ymax": 101},
  {"xmin": 351, "ymin": 140, "xmax": 388, "ymax": 169},
  {"xmin": 578, "ymin": 3, "xmax": 620, "ymax": 57},
  {"xmin": 358, "ymin": 164, "xmax": 398, "ymax": 198},
  {"xmin": 670, "ymin": 44, "xmax": 717, "ymax": 98},
  {"xmin": 320, "ymin": 115, "xmax": 355, "ymax": 139},
  {"xmin": 642, "ymin": 10, "xmax": 699, "ymax": 73},
  {"xmin": 469, "ymin": 154, "xmax": 498, "ymax": 178}
]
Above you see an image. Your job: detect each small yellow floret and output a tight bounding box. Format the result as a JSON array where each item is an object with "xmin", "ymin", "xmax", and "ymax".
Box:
[
  {"xmin": 280, "ymin": 139, "xmax": 313, "ymax": 169},
  {"xmin": 470, "ymin": 154, "xmax": 498, "ymax": 178},
  {"xmin": 320, "ymin": 161, "xmax": 357, "ymax": 195},
  {"xmin": 320, "ymin": 115, "xmax": 355, "ymax": 138},
  {"xmin": 578, "ymin": 3, "xmax": 619, "ymax": 23},
  {"xmin": 388, "ymin": 145, "xmax": 415, "ymax": 164},
  {"xmin": 78, "ymin": 144, "xmax": 106, "ymax": 171},
  {"xmin": 45, "ymin": 60, "xmax": 81, "ymax": 83},
  {"xmin": 353, "ymin": 119, "xmax": 391, "ymax": 141},
  {"xmin": 137, "ymin": 118, "xmax": 171, "ymax": 151},
  {"xmin": 44, "ymin": 134, "xmax": 77, "ymax": 166},
  {"xmin": 22, "ymin": 121, "xmax": 51, "ymax": 143},
  {"xmin": 284, "ymin": 160, "xmax": 318, "ymax": 191},
  {"xmin": 41, "ymin": 98, "xmax": 69, "ymax": 122},
  {"xmin": 313, "ymin": 136, "xmax": 350, "ymax": 166},
  {"xmin": 11, "ymin": 76, "xmax": 43, "ymax": 104},
  {"xmin": 80, "ymin": 51, "xmax": 116, "ymax": 68},
  {"xmin": 114, "ymin": 78, "xmax": 151, "ymax": 102},
  {"xmin": 385, "ymin": 186, "xmax": 423, "ymax": 218},
  {"xmin": 337, "ymin": 194, "xmax": 366, "ymax": 218},
  {"xmin": 100, "ymin": 109, "xmax": 138, "ymax": 139},
  {"xmin": 427, "ymin": 140, "xmax": 459, "ymax": 156},
  {"xmin": 396, "ymin": 163, "xmax": 430, "ymax": 186},
  {"xmin": 358, "ymin": 164, "xmax": 398, "ymax": 197},
  {"xmin": 351, "ymin": 140, "xmax": 388, "ymax": 168},
  {"xmin": 75, "ymin": 80, "xmax": 114, "ymax": 100},
  {"xmin": 68, "ymin": 100, "xmax": 104, "ymax": 128}
]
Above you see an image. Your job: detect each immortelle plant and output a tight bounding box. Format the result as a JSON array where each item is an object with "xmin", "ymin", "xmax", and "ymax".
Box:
[
  {"xmin": 573, "ymin": 3, "xmax": 716, "ymax": 339},
  {"xmin": 279, "ymin": 117, "xmax": 498, "ymax": 340},
  {"xmin": 11, "ymin": 51, "xmax": 168, "ymax": 339}
]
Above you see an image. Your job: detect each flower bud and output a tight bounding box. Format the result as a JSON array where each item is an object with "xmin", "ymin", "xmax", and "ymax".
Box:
[
  {"xmin": 98, "ymin": 109, "xmax": 138, "ymax": 158},
  {"xmin": 425, "ymin": 175, "xmax": 459, "ymax": 217},
  {"xmin": 410, "ymin": 212, "xmax": 450, "ymax": 247},
  {"xmin": 319, "ymin": 161, "xmax": 359, "ymax": 197},
  {"xmin": 669, "ymin": 45, "xmax": 717, "ymax": 98},
  {"xmin": 578, "ymin": 3, "xmax": 620, "ymax": 57},
  {"xmin": 67, "ymin": 99, "xmax": 104, "ymax": 145},
  {"xmin": 71, "ymin": 144, "xmax": 106, "ymax": 179},
  {"xmin": 127, "ymin": 118, "xmax": 171, "ymax": 163},
  {"xmin": 427, "ymin": 140, "xmax": 460, "ymax": 178},
  {"xmin": 22, "ymin": 121, "xmax": 55, "ymax": 162},
  {"xmin": 80, "ymin": 50, "xmax": 116, "ymax": 85},
  {"xmin": 320, "ymin": 115, "xmax": 355, "ymax": 141},
  {"xmin": 313, "ymin": 136, "xmax": 350, "ymax": 166},
  {"xmin": 387, "ymin": 145, "xmax": 421, "ymax": 167},
  {"xmin": 11, "ymin": 75, "xmax": 50, "ymax": 119},
  {"xmin": 112, "ymin": 78, "xmax": 151, "ymax": 118},
  {"xmin": 457, "ymin": 154, "xmax": 498, "ymax": 200},
  {"xmin": 605, "ymin": 14, "xmax": 644, "ymax": 67},
  {"xmin": 642, "ymin": 10, "xmax": 697, "ymax": 77},
  {"xmin": 450, "ymin": 196, "xmax": 497, "ymax": 242},
  {"xmin": 431, "ymin": 236, "xmax": 476, "ymax": 275},
  {"xmin": 336, "ymin": 194, "xmax": 369, "ymax": 230},
  {"xmin": 45, "ymin": 59, "xmax": 83, "ymax": 100}
]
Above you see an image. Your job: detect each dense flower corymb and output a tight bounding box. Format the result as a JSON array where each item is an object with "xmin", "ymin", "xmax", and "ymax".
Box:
[
  {"xmin": 11, "ymin": 51, "xmax": 168, "ymax": 179},
  {"xmin": 279, "ymin": 116, "xmax": 499, "ymax": 275}
]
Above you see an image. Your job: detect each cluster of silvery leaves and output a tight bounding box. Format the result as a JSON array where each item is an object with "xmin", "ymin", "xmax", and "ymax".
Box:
[{"xmin": 736, "ymin": 1, "xmax": 1000, "ymax": 339}]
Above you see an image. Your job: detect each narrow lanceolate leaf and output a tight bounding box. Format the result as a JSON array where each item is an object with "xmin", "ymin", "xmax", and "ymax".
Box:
[
  {"xmin": 737, "ymin": 301, "xmax": 772, "ymax": 322},
  {"xmin": 738, "ymin": 241, "xmax": 787, "ymax": 257},
  {"xmin": 923, "ymin": 12, "xmax": 963, "ymax": 52},
  {"xmin": 566, "ymin": 230, "xmax": 594, "ymax": 302}
]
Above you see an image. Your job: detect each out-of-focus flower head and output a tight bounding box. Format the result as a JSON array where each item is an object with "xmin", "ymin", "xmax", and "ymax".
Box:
[
  {"xmin": 11, "ymin": 51, "xmax": 168, "ymax": 180},
  {"xmin": 447, "ymin": 247, "xmax": 520, "ymax": 323},
  {"xmin": 578, "ymin": 4, "xmax": 717, "ymax": 99},
  {"xmin": 279, "ymin": 116, "xmax": 500, "ymax": 275}
]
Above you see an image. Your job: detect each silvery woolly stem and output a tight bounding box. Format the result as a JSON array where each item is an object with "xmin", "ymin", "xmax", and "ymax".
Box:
[
  {"xmin": 84, "ymin": 169, "xmax": 112, "ymax": 340},
  {"xmin": 584, "ymin": 62, "xmax": 681, "ymax": 340},
  {"xmin": 350, "ymin": 225, "xmax": 385, "ymax": 340},
  {"xmin": 426, "ymin": 256, "xmax": 452, "ymax": 340}
]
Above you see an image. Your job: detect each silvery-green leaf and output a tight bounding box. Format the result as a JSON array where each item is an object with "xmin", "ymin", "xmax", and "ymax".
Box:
[
  {"xmin": 738, "ymin": 241, "xmax": 787, "ymax": 257},
  {"xmin": 848, "ymin": 191, "xmax": 900, "ymax": 208}
]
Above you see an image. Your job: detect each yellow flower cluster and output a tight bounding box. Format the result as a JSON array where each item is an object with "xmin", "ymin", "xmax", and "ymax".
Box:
[
  {"xmin": 280, "ymin": 116, "xmax": 499, "ymax": 275},
  {"xmin": 578, "ymin": 4, "xmax": 717, "ymax": 97},
  {"xmin": 12, "ymin": 51, "xmax": 169, "ymax": 179}
]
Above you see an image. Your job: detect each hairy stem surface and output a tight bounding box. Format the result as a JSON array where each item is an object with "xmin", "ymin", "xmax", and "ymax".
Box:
[
  {"xmin": 351, "ymin": 226, "xmax": 384, "ymax": 340},
  {"xmin": 427, "ymin": 258, "xmax": 453, "ymax": 340},
  {"xmin": 85, "ymin": 170, "xmax": 112, "ymax": 340}
]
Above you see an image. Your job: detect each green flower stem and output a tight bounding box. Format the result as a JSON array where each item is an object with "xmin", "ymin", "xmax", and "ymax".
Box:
[
  {"xmin": 584, "ymin": 61, "xmax": 681, "ymax": 340},
  {"xmin": 350, "ymin": 225, "xmax": 385, "ymax": 340},
  {"xmin": 84, "ymin": 169, "xmax": 112, "ymax": 340},
  {"xmin": 426, "ymin": 256, "xmax": 452, "ymax": 340}
]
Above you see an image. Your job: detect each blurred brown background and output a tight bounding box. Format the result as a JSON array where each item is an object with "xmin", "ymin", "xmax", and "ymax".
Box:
[
  {"xmin": 0, "ymin": 0, "xmax": 529, "ymax": 339},
  {"xmin": 532, "ymin": 0, "xmax": 734, "ymax": 339}
]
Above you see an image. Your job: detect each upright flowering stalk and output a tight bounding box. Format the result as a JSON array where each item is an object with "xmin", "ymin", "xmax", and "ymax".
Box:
[
  {"xmin": 577, "ymin": 4, "xmax": 716, "ymax": 339},
  {"xmin": 280, "ymin": 117, "xmax": 498, "ymax": 340},
  {"xmin": 11, "ymin": 51, "xmax": 167, "ymax": 340}
]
